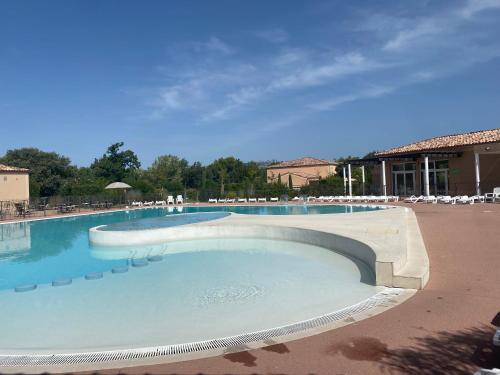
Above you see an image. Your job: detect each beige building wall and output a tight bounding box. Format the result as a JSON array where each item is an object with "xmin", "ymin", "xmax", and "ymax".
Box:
[
  {"xmin": 267, "ymin": 165, "xmax": 337, "ymax": 185},
  {"xmin": 0, "ymin": 173, "xmax": 30, "ymax": 201},
  {"xmin": 278, "ymin": 173, "xmax": 310, "ymax": 189}
]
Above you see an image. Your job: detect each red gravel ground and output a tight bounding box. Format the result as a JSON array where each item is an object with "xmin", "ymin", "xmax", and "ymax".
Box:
[{"xmin": 80, "ymin": 203, "xmax": 500, "ymax": 375}]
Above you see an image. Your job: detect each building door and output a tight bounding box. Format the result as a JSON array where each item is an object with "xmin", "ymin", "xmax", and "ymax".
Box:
[
  {"xmin": 392, "ymin": 163, "xmax": 416, "ymax": 196},
  {"xmin": 421, "ymin": 160, "xmax": 449, "ymax": 195}
]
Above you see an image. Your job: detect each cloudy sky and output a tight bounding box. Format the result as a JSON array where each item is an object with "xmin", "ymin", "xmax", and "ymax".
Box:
[{"xmin": 1, "ymin": 0, "xmax": 500, "ymax": 166}]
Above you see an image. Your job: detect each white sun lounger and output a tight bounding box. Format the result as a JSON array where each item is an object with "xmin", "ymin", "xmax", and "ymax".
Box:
[
  {"xmin": 248, "ymin": 198, "xmax": 257, "ymax": 203},
  {"xmin": 238, "ymin": 198, "xmax": 247, "ymax": 203},
  {"xmin": 456, "ymin": 195, "xmax": 474, "ymax": 204},
  {"xmin": 131, "ymin": 201, "xmax": 143, "ymax": 207},
  {"xmin": 155, "ymin": 200, "xmax": 166, "ymax": 206},
  {"xmin": 218, "ymin": 198, "xmax": 226, "ymax": 203},
  {"xmin": 208, "ymin": 198, "xmax": 217, "ymax": 203},
  {"xmin": 423, "ymin": 195, "xmax": 437, "ymax": 204},
  {"xmin": 270, "ymin": 197, "xmax": 279, "ymax": 202},
  {"xmin": 143, "ymin": 201, "xmax": 154, "ymax": 206},
  {"xmin": 471, "ymin": 195, "xmax": 485, "ymax": 203},
  {"xmin": 258, "ymin": 197, "xmax": 267, "ymax": 202},
  {"xmin": 485, "ymin": 187, "xmax": 500, "ymax": 202},
  {"xmin": 404, "ymin": 195, "xmax": 424, "ymax": 203},
  {"xmin": 438, "ymin": 195, "xmax": 456, "ymax": 204},
  {"xmin": 226, "ymin": 198, "xmax": 235, "ymax": 203}
]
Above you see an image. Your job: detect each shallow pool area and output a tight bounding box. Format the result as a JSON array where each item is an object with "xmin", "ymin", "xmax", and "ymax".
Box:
[{"xmin": 0, "ymin": 237, "xmax": 383, "ymax": 355}]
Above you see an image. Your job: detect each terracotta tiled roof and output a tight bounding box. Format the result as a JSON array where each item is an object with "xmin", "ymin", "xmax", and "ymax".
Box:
[
  {"xmin": 376, "ymin": 128, "xmax": 500, "ymax": 156},
  {"xmin": 268, "ymin": 157, "xmax": 336, "ymax": 169},
  {"xmin": 0, "ymin": 164, "xmax": 29, "ymax": 173}
]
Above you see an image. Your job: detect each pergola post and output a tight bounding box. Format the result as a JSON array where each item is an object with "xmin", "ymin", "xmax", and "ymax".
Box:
[
  {"xmin": 348, "ymin": 164, "xmax": 352, "ymax": 197},
  {"xmin": 474, "ymin": 151, "xmax": 481, "ymax": 195},
  {"xmin": 343, "ymin": 166, "xmax": 347, "ymax": 196},
  {"xmin": 381, "ymin": 160, "xmax": 387, "ymax": 196},
  {"xmin": 424, "ymin": 155, "xmax": 430, "ymax": 197},
  {"xmin": 361, "ymin": 165, "xmax": 365, "ymax": 195}
]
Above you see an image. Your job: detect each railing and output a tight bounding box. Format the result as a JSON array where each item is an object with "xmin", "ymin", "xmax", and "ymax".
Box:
[{"xmin": 0, "ymin": 196, "xmax": 128, "ymax": 222}]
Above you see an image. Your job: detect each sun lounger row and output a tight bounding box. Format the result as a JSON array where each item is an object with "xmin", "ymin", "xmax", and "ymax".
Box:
[
  {"xmin": 303, "ymin": 196, "xmax": 399, "ymax": 203},
  {"xmin": 131, "ymin": 195, "xmax": 183, "ymax": 207},
  {"xmin": 403, "ymin": 195, "xmax": 485, "ymax": 204},
  {"xmin": 208, "ymin": 197, "xmax": 279, "ymax": 203}
]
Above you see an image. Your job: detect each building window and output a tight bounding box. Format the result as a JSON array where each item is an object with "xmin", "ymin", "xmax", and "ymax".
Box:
[
  {"xmin": 391, "ymin": 162, "xmax": 416, "ymax": 196},
  {"xmin": 420, "ymin": 160, "xmax": 449, "ymax": 195}
]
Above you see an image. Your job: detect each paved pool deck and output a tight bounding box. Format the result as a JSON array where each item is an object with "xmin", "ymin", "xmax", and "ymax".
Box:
[{"xmin": 79, "ymin": 202, "xmax": 500, "ymax": 375}]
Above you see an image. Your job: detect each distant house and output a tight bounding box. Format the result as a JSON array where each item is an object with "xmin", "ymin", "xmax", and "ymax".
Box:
[
  {"xmin": 266, "ymin": 157, "xmax": 337, "ymax": 189},
  {"xmin": 348, "ymin": 128, "xmax": 500, "ymax": 196},
  {"xmin": 0, "ymin": 164, "xmax": 30, "ymax": 201}
]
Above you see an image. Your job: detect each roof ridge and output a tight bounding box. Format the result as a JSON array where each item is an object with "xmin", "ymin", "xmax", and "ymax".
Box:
[{"xmin": 376, "ymin": 128, "xmax": 500, "ymax": 156}]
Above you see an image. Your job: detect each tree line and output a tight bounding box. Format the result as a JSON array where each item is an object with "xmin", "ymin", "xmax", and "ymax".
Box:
[{"xmin": 0, "ymin": 142, "xmax": 373, "ymax": 201}]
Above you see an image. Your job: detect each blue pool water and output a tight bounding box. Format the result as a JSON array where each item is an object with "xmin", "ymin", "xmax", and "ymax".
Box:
[
  {"xmin": 98, "ymin": 212, "xmax": 230, "ymax": 231},
  {"xmin": 0, "ymin": 204, "xmax": 384, "ymax": 291}
]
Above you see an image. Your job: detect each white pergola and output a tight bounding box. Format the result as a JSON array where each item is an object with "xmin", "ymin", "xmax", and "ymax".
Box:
[{"xmin": 344, "ymin": 150, "xmax": 465, "ymax": 197}]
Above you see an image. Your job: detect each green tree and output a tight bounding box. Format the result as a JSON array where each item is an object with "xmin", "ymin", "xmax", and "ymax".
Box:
[
  {"xmin": 183, "ymin": 161, "xmax": 203, "ymax": 189},
  {"xmin": 0, "ymin": 147, "xmax": 75, "ymax": 196},
  {"xmin": 148, "ymin": 155, "xmax": 188, "ymax": 193},
  {"xmin": 91, "ymin": 142, "xmax": 140, "ymax": 182},
  {"xmin": 288, "ymin": 174, "xmax": 293, "ymax": 189}
]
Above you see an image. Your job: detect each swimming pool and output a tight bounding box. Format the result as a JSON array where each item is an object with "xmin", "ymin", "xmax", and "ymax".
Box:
[
  {"xmin": 0, "ymin": 204, "xmax": 390, "ymax": 361},
  {"xmin": 0, "ymin": 204, "xmax": 385, "ymax": 290}
]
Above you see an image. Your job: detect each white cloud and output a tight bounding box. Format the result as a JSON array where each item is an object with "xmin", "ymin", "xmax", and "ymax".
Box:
[
  {"xmin": 255, "ymin": 28, "xmax": 289, "ymax": 43},
  {"xmin": 460, "ymin": 0, "xmax": 500, "ymax": 18},
  {"xmin": 383, "ymin": 19, "xmax": 441, "ymax": 51},
  {"xmin": 383, "ymin": 0, "xmax": 500, "ymax": 51},
  {"xmin": 141, "ymin": 0, "xmax": 500, "ymax": 130},
  {"xmin": 309, "ymin": 85, "xmax": 396, "ymax": 111},
  {"xmin": 268, "ymin": 52, "xmax": 383, "ymax": 91},
  {"xmin": 204, "ymin": 37, "xmax": 233, "ymax": 54}
]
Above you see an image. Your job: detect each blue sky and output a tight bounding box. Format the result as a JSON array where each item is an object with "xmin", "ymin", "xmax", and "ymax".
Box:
[{"xmin": 1, "ymin": 0, "xmax": 500, "ymax": 166}]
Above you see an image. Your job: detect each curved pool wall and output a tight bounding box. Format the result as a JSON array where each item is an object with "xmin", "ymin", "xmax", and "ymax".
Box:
[{"xmin": 89, "ymin": 206, "xmax": 429, "ymax": 290}]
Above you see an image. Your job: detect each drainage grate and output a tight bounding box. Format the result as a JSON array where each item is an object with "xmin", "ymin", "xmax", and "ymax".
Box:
[{"xmin": 0, "ymin": 288, "xmax": 403, "ymax": 367}]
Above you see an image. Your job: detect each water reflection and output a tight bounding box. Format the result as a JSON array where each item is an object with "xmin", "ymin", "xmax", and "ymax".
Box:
[{"xmin": 0, "ymin": 223, "xmax": 31, "ymax": 259}]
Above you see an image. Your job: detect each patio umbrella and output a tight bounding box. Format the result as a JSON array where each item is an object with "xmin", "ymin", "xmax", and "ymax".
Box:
[
  {"xmin": 104, "ymin": 182, "xmax": 132, "ymax": 205},
  {"xmin": 104, "ymin": 182, "xmax": 132, "ymax": 190}
]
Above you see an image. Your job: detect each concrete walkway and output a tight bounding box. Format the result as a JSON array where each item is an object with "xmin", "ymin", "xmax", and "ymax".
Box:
[{"xmin": 81, "ymin": 203, "xmax": 500, "ymax": 375}]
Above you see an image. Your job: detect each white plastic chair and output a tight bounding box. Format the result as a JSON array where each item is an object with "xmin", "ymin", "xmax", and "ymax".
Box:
[
  {"xmin": 167, "ymin": 196, "xmax": 175, "ymax": 205},
  {"xmin": 176, "ymin": 195, "xmax": 183, "ymax": 204},
  {"xmin": 485, "ymin": 187, "xmax": 500, "ymax": 202}
]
